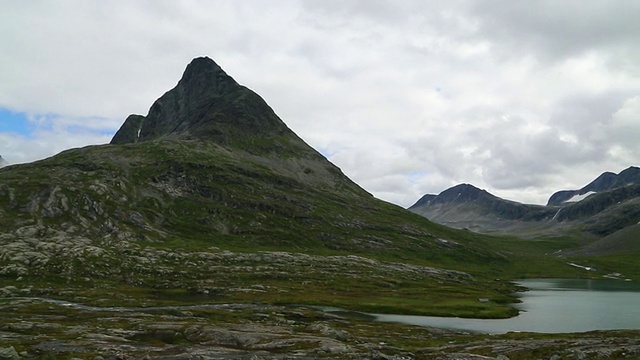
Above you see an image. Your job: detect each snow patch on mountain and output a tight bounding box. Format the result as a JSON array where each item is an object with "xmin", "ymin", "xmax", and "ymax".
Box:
[{"xmin": 564, "ymin": 191, "xmax": 596, "ymax": 203}]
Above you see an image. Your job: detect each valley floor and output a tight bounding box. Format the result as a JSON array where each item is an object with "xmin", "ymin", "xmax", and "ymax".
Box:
[{"xmin": 2, "ymin": 295, "xmax": 640, "ymax": 360}]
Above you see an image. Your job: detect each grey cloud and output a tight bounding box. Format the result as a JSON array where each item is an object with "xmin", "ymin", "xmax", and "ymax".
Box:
[
  {"xmin": 0, "ymin": 129, "xmax": 112, "ymax": 165},
  {"xmin": 301, "ymin": 0, "xmax": 412, "ymax": 26},
  {"xmin": 1, "ymin": 1, "xmax": 639, "ymax": 208},
  {"xmin": 467, "ymin": 0, "xmax": 640, "ymax": 64},
  {"xmin": 550, "ymin": 92, "xmax": 629, "ymax": 132}
]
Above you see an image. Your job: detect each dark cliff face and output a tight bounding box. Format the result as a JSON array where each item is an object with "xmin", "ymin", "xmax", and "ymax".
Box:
[
  {"xmin": 110, "ymin": 57, "xmax": 297, "ymax": 149},
  {"xmin": 110, "ymin": 115, "xmax": 145, "ymax": 144}
]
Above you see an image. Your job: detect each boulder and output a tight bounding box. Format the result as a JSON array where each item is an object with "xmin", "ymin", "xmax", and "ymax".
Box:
[{"xmin": 0, "ymin": 346, "xmax": 19, "ymax": 360}]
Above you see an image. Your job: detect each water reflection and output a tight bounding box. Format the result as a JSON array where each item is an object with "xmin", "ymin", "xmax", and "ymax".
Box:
[{"xmin": 374, "ymin": 279, "xmax": 640, "ymax": 334}]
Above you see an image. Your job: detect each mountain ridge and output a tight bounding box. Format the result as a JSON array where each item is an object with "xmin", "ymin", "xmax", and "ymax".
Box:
[
  {"xmin": 409, "ymin": 184, "xmax": 556, "ymax": 235},
  {"xmin": 547, "ymin": 166, "xmax": 640, "ymax": 205},
  {"xmin": 410, "ymin": 167, "xmax": 640, "ymax": 248}
]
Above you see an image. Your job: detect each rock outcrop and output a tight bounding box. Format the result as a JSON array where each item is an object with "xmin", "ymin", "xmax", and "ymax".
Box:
[
  {"xmin": 110, "ymin": 114, "xmax": 145, "ymax": 144},
  {"xmin": 110, "ymin": 57, "xmax": 309, "ymax": 155}
]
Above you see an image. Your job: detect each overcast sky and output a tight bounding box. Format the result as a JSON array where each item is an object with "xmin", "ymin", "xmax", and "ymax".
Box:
[{"xmin": 1, "ymin": 0, "xmax": 639, "ymax": 207}]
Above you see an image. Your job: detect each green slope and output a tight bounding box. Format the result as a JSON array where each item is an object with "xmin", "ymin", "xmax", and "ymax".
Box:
[{"xmin": 0, "ymin": 138, "xmax": 523, "ymax": 318}]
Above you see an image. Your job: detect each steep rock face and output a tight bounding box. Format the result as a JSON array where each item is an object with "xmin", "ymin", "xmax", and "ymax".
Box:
[
  {"xmin": 547, "ymin": 166, "xmax": 640, "ymax": 205},
  {"xmin": 108, "ymin": 57, "xmax": 364, "ymax": 195},
  {"xmin": 110, "ymin": 57, "xmax": 306, "ymax": 153},
  {"xmin": 110, "ymin": 115, "xmax": 145, "ymax": 144}
]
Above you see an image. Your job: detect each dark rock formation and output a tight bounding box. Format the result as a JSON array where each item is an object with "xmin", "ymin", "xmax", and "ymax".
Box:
[
  {"xmin": 110, "ymin": 115, "xmax": 145, "ymax": 145},
  {"xmin": 547, "ymin": 166, "xmax": 640, "ymax": 206},
  {"xmin": 110, "ymin": 57, "xmax": 299, "ymax": 151}
]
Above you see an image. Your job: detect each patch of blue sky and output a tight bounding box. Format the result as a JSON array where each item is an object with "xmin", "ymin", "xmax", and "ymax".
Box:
[
  {"xmin": 407, "ymin": 171, "xmax": 427, "ymax": 183},
  {"xmin": 317, "ymin": 146, "xmax": 336, "ymax": 158},
  {"xmin": 0, "ymin": 108, "xmax": 33, "ymax": 136},
  {"xmin": 1, "ymin": 110, "xmax": 118, "ymax": 136},
  {"xmin": 66, "ymin": 124, "xmax": 117, "ymax": 136}
]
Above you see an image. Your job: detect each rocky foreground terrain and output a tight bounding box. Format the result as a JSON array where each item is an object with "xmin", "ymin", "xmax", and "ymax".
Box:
[
  {"xmin": 2, "ymin": 232, "xmax": 639, "ymax": 359},
  {"xmin": 1, "ymin": 294, "xmax": 639, "ymax": 359}
]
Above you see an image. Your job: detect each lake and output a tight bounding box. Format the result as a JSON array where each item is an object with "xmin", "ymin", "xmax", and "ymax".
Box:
[{"xmin": 374, "ymin": 278, "xmax": 640, "ymax": 334}]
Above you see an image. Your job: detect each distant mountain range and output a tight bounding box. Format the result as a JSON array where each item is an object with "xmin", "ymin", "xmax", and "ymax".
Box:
[
  {"xmin": 547, "ymin": 166, "xmax": 640, "ymax": 205},
  {"xmin": 409, "ymin": 167, "xmax": 640, "ymax": 251}
]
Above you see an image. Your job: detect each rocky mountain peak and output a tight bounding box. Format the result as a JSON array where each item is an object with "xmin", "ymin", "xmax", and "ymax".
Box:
[
  {"xmin": 617, "ymin": 166, "xmax": 640, "ymax": 184},
  {"xmin": 178, "ymin": 56, "xmax": 237, "ymax": 92},
  {"xmin": 110, "ymin": 57, "xmax": 292, "ymax": 148},
  {"xmin": 409, "ymin": 183, "xmax": 492, "ymax": 209},
  {"xmin": 437, "ymin": 183, "xmax": 490, "ymax": 203},
  {"xmin": 547, "ymin": 166, "xmax": 640, "ymax": 206}
]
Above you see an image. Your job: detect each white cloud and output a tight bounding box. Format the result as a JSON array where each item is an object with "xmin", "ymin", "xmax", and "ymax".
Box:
[
  {"xmin": 0, "ymin": 0, "xmax": 639, "ymax": 207},
  {"xmin": 0, "ymin": 114, "xmax": 117, "ymax": 165}
]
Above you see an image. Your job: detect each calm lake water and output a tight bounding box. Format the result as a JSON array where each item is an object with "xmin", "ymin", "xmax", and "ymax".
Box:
[{"xmin": 375, "ymin": 279, "xmax": 640, "ymax": 334}]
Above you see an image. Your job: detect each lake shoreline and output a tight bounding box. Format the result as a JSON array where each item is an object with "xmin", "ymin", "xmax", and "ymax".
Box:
[{"xmin": 374, "ymin": 278, "xmax": 640, "ymax": 334}]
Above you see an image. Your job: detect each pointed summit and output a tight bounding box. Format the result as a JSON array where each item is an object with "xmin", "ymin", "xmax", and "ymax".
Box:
[
  {"xmin": 111, "ymin": 57, "xmax": 295, "ymax": 150},
  {"xmin": 178, "ymin": 56, "xmax": 238, "ymax": 93}
]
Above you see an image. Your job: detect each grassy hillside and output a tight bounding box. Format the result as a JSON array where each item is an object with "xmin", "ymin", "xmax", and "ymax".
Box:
[
  {"xmin": 0, "ymin": 139, "xmax": 530, "ymax": 320},
  {"xmin": 3, "ymin": 139, "xmax": 637, "ymax": 315}
]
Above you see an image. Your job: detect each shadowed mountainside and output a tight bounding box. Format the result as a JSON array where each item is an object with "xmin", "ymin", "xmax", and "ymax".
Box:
[
  {"xmin": 409, "ymin": 168, "xmax": 640, "ymax": 252},
  {"xmin": 547, "ymin": 166, "xmax": 640, "ymax": 206}
]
